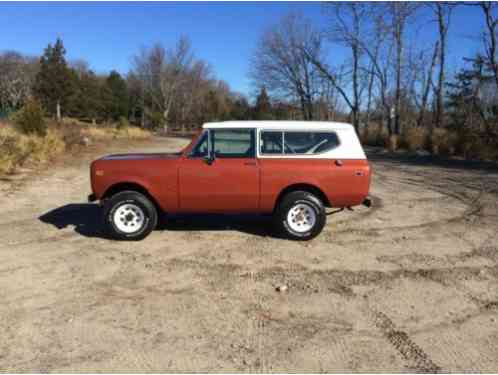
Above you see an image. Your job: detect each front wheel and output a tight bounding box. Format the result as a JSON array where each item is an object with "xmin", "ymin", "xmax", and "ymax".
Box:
[
  {"xmin": 103, "ymin": 191, "xmax": 158, "ymax": 241},
  {"xmin": 273, "ymin": 191, "xmax": 326, "ymax": 240}
]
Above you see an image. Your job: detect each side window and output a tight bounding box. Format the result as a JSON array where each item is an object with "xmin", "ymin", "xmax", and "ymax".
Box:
[
  {"xmin": 190, "ymin": 131, "xmax": 209, "ymax": 158},
  {"xmin": 260, "ymin": 131, "xmax": 283, "ymax": 154},
  {"xmin": 212, "ymin": 129, "xmax": 255, "ymax": 158},
  {"xmin": 284, "ymin": 132, "xmax": 340, "ymax": 155}
]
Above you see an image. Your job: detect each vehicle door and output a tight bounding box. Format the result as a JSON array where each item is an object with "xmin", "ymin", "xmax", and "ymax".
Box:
[{"xmin": 178, "ymin": 128, "xmax": 260, "ymax": 213}]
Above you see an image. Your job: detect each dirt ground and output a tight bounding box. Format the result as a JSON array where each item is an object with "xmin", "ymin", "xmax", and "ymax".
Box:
[{"xmin": 0, "ymin": 136, "xmax": 497, "ymax": 373}]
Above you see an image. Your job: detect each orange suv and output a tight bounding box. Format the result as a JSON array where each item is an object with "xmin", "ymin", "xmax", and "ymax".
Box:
[{"xmin": 89, "ymin": 121, "xmax": 371, "ymax": 241}]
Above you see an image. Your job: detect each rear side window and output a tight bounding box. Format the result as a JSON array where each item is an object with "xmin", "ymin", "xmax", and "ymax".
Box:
[
  {"xmin": 260, "ymin": 131, "xmax": 340, "ymax": 155},
  {"xmin": 260, "ymin": 131, "xmax": 283, "ymax": 154}
]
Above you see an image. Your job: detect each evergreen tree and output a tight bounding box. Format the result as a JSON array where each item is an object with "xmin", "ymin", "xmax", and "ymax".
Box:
[
  {"xmin": 229, "ymin": 96, "xmax": 250, "ymax": 120},
  {"xmin": 254, "ymin": 87, "xmax": 273, "ymax": 120},
  {"xmin": 33, "ymin": 38, "xmax": 74, "ymax": 121},
  {"xmin": 105, "ymin": 71, "xmax": 129, "ymax": 121},
  {"xmin": 68, "ymin": 69, "xmax": 103, "ymax": 122},
  {"xmin": 446, "ymin": 56, "xmax": 495, "ymax": 129}
]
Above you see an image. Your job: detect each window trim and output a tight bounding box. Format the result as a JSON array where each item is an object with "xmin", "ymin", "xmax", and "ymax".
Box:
[{"xmin": 259, "ymin": 129, "xmax": 341, "ymax": 156}]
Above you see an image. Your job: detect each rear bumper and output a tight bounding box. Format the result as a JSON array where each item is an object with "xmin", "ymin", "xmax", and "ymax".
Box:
[{"xmin": 88, "ymin": 193, "xmax": 97, "ymax": 203}]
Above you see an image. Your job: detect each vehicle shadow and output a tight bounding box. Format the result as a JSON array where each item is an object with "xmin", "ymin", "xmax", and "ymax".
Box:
[
  {"xmin": 39, "ymin": 204, "xmax": 108, "ymax": 239},
  {"xmin": 39, "ymin": 204, "xmax": 278, "ymax": 239}
]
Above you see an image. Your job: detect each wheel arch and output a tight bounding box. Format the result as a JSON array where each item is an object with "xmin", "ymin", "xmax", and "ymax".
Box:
[
  {"xmin": 273, "ymin": 183, "xmax": 331, "ymax": 212},
  {"xmin": 102, "ymin": 182, "xmax": 162, "ymax": 213}
]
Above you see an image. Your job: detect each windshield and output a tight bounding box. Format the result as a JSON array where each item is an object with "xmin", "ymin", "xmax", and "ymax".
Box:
[{"xmin": 180, "ymin": 130, "xmax": 204, "ymax": 155}]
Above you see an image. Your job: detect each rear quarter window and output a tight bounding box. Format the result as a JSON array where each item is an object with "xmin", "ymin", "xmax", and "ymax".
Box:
[{"xmin": 260, "ymin": 131, "xmax": 340, "ymax": 155}]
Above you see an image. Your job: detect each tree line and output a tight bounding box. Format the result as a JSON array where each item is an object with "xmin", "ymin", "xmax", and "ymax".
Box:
[
  {"xmin": 251, "ymin": 2, "xmax": 498, "ymax": 151},
  {"xmin": 1, "ymin": 1, "xmax": 497, "ymax": 157},
  {"xmin": 0, "ymin": 37, "xmax": 271, "ymax": 130}
]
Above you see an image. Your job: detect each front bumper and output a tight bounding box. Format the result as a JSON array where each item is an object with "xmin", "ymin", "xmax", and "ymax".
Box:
[{"xmin": 88, "ymin": 193, "xmax": 97, "ymax": 203}]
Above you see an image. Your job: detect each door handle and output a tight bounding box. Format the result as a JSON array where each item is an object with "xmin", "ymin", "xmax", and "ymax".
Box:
[{"xmin": 335, "ymin": 160, "xmax": 343, "ymax": 166}]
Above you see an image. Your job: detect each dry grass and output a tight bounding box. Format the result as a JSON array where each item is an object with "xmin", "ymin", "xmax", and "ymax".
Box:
[
  {"xmin": 81, "ymin": 125, "xmax": 151, "ymax": 141},
  {"xmin": 118, "ymin": 126, "xmax": 151, "ymax": 139},
  {"xmin": 387, "ymin": 134, "xmax": 400, "ymax": 152},
  {"xmin": 0, "ymin": 125, "xmax": 65, "ymax": 175},
  {"xmin": 403, "ymin": 127, "xmax": 428, "ymax": 152},
  {"xmin": 0, "ymin": 121, "xmax": 151, "ymax": 176},
  {"xmin": 458, "ymin": 130, "xmax": 498, "ymax": 160},
  {"xmin": 430, "ymin": 128, "xmax": 458, "ymax": 156},
  {"xmin": 360, "ymin": 122, "xmax": 389, "ymax": 147},
  {"xmin": 81, "ymin": 126, "xmax": 112, "ymax": 141}
]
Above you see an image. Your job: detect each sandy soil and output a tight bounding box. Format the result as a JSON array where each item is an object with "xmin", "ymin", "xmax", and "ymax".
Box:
[{"xmin": 0, "ymin": 136, "xmax": 497, "ymax": 372}]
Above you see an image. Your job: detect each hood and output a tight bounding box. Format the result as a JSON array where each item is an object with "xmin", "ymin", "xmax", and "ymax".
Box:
[{"xmin": 101, "ymin": 152, "xmax": 181, "ymax": 161}]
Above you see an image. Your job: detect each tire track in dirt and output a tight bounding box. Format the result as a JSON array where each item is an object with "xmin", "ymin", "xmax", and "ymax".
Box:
[
  {"xmin": 240, "ymin": 269, "xmax": 271, "ymax": 373},
  {"xmin": 332, "ymin": 167, "xmax": 485, "ymax": 236},
  {"xmin": 368, "ymin": 308, "xmax": 442, "ymax": 373}
]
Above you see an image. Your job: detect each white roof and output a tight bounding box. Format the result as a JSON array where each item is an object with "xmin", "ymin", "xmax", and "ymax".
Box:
[{"xmin": 203, "ymin": 121, "xmax": 354, "ymax": 131}]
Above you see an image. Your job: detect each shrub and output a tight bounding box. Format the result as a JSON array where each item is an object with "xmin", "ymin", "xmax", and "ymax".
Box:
[
  {"xmin": 82, "ymin": 126, "xmax": 113, "ymax": 140},
  {"xmin": 457, "ymin": 129, "xmax": 498, "ymax": 160},
  {"xmin": 0, "ymin": 126, "xmax": 24, "ymax": 174},
  {"xmin": 82, "ymin": 125, "xmax": 151, "ymax": 141},
  {"xmin": 117, "ymin": 116, "xmax": 129, "ymax": 130},
  {"xmin": 58, "ymin": 124, "xmax": 85, "ymax": 149},
  {"xmin": 118, "ymin": 126, "xmax": 151, "ymax": 140},
  {"xmin": 430, "ymin": 128, "xmax": 458, "ymax": 156},
  {"xmin": 387, "ymin": 134, "xmax": 399, "ymax": 152},
  {"xmin": 360, "ymin": 122, "xmax": 389, "ymax": 147},
  {"xmin": 403, "ymin": 127, "xmax": 428, "ymax": 152},
  {"xmin": 0, "ymin": 125, "xmax": 65, "ymax": 175},
  {"xmin": 148, "ymin": 111, "xmax": 165, "ymax": 130},
  {"xmin": 11, "ymin": 99, "xmax": 47, "ymax": 136}
]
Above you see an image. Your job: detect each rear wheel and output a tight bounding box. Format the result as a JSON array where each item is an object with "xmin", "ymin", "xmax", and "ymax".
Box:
[
  {"xmin": 103, "ymin": 191, "xmax": 157, "ymax": 240},
  {"xmin": 274, "ymin": 190, "xmax": 326, "ymax": 240}
]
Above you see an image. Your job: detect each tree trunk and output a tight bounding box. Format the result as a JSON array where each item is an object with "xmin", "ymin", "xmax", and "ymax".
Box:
[
  {"xmin": 365, "ymin": 63, "xmax": 375, "ymax": 128},
  {"xmin": 56, "ymin": 100, "xmax": 61, "ymax": 123},
  {"xmin": 418, "ymin": 41, "xmax": 439, "ymax": 127},
  {"xmin": 395, "ymin": 31, "xmax": 402, "ymax": 135},
  {"xmin": 306, "ymin": 96, "xmax": 314, "ymax": 121},
  {"xmin": 351, "ymin": 107, "xmax": 360, "ymax": 134},
  {"xmin": 482, "ymin": 3, "xmax": 498, "ymax": 87},
  {"xmin": 435, "ymin": 3, "xmax": 448, "ymax": 128}
]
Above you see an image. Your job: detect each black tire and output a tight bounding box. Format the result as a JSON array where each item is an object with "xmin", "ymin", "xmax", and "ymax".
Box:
[
  {"xmin": 273, "ymin": 190, "xmax": 326, "ymax": 240},
  {"xmin": 103, "ymin": 190, "xmax": 158, "ymax": 241}
]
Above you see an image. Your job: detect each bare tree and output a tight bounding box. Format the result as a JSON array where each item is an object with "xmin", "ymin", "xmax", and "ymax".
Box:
[
  {"xmin": 179, "ymin": 60, "xmax": 213, "ymax": 128},
  {"xmin": 250, "ymin": 13, "xmax": 323, "ymax": 120},
  {"xmin": 312, "ymin": 3, "xmax": 371, "ymax": 132},
  {"xmin": 411, "ymin": 41, "xmax": 440, "ymax": 128},
  {"xmin": 0, "ymin": 51, "xmax": 38, "ymax": 111},
  {"xmin": 132, "ymin": 36, "xmax": 194, "ymax": 129},
  {"xmin": 387, "ymin": 2, "xmax": 419, "ymax": 134},
  {"xmin": 358, "ymin": 7, "xmax": 395, "ymax": 134},
  {"xmin": 478, "ymin": 2, "xmax": 498, "ymax": 86},
  {"xmin": 430, "ymin": 3, "xmax": 455, "ymax": 128}
]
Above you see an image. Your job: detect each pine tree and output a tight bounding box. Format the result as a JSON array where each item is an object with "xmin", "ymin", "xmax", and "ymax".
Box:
[
  {"xmin": 105, "ymin": 71, "xmax": 129, "ymax": 121},
  {"xmin": 69, "ymin": 70, "xmax": 103, "ymax": 122},
  {"xmin": 34, "ymin": 38, "xmax": 74, "ymax": 121},
  {"xmin": 254, "ymin": 87, "xmax": 272, "ymax": 120}
]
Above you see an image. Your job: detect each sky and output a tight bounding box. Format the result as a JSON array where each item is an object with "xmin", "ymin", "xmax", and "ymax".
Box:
[{"xmin": 0, "ymin": 2, "xmax": 489, "ymax": 97}]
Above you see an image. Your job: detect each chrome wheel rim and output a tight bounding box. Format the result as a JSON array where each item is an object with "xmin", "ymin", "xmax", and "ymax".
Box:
[
  {"xmin": 287, "ymin": 203, "xmax": 316, "ymax": 233},
  {"xmin": 113, "ymin": 204, "xmax": 145, "ymax": 234}
]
